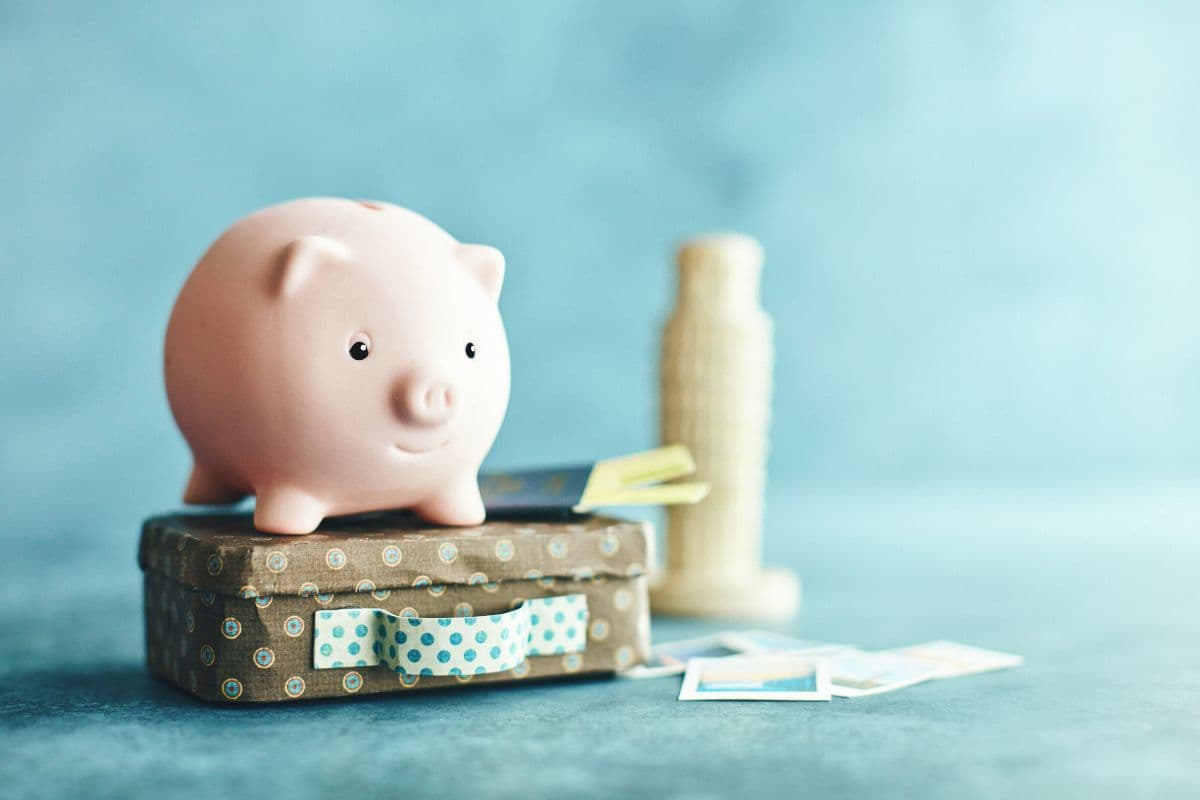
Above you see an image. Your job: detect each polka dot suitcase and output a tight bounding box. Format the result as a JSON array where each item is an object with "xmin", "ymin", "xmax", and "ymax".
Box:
[{"xmin": 138, "ymin": 511, "xmax": 652, "ymax": 702}]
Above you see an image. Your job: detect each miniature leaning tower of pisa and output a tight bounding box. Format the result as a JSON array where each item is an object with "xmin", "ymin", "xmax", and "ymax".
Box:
[{"xmin": 650, "ymin": 234, "xmax": 800, "ymax": 620}]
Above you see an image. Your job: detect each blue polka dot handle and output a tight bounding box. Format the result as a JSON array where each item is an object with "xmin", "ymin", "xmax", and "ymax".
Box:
[{"xmin": 312, "ymin": 594, "xmax": 588, "ymax": 677}]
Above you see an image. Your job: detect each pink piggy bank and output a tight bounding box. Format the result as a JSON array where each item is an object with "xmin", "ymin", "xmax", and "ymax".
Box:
[{"xmin": 164, "ymin": 198, "xmax": 510, "ymax": 534}]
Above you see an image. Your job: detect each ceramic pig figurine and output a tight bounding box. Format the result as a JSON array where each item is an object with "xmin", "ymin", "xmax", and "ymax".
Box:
[{"xmin": 164, "ymin": 198, "xmax": 510, "ymax": 534}]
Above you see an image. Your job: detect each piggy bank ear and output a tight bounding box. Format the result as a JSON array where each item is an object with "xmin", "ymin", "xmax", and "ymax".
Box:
[
  {"xmin": 457, "ymin": 244, "xmax": 505, "ymax": 302},
  {"xmin": 273, "ymin": 235, "xmax": 350, "ymax": 297}
]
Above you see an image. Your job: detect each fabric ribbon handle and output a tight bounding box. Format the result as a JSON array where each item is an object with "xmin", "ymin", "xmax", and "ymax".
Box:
[{"xmin": 312, "ymin": 594, "xmax": 588, "ymax": 677}]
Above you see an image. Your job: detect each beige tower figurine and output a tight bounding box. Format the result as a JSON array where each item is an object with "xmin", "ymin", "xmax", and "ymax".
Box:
[{"xmin": 650, "ymin": 233, "xmax": 800, "ymax": 620}]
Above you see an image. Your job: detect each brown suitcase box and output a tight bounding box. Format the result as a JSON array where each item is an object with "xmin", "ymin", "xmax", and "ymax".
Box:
[{"xmin": 139, "ymin": 511, "xmax": 652, "ymax": 702}]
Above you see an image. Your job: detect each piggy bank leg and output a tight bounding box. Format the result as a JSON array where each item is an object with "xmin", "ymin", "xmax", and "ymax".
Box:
[
  {"xmin": 183, "ymin": 463, "xmax": 247, "ymax": 506},
  {"xmin": 253, "ymin": 487, "xmax": 327, "ymax": 535},
  {"xmin": 414, "ymin": 478, "xmax": 486, "ymax": 526}
]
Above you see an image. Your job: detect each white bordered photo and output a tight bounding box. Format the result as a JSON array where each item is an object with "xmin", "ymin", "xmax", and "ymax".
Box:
[
  {"xmin": 827, "ymin": 650, "xmax": 940, "ymax": 697},
  {"xmin": 678, "ymin": 652, "xmax": 832, "ymax": 701},
  {"xmin": 722, "ymin": 629, "xmax": 855, "ymax": 658},
  {"xmin": 619, "ymin": 632, "xmax": 760, "ymax": 679},
  {"xmin": 886, "ymin": 640, "xmax": 1024, "ymax": 679}
]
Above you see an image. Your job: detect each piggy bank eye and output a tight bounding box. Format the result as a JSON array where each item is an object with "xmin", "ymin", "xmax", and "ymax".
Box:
[
  {"xmin": 349, "ymin": 335, "xmax": 371, "ymax": 361},
  {"xmin": 465, "ymin": 342, "xmax": 477, "ymax": 359}
]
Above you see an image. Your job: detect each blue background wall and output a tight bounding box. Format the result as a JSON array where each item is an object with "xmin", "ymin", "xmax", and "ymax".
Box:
[{"xmin": 2, "ymin": 1, "xmax": 1198, "ymax": 544}]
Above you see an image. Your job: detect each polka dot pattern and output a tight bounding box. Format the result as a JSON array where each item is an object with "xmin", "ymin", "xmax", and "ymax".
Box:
[
  {"xmin": 313, "ymin": 594, "xmax": 588, "ymax": 676},
  {"xmin": 140, "ymin": 513, "xmax": 653, "ymax": 702},
  {"xmin": 200, "ymin": 644, "xmax": 215, "ymax": 666},
  {"xmin": 614, "ymin": 589, "xmax": 632, "ymax": 611},
  {"xmin": 284, "ymin": 616, "xmax": 304, "ymax": 637},
  {"xmin": 144, "ymin": 514, "xmax": 650, "ymax": 601}
]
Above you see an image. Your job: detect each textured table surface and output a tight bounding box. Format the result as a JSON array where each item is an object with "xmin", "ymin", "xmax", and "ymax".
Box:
[{"xmin": 2, "ymin": 484, "xmax": 1196, "ymax": 799}]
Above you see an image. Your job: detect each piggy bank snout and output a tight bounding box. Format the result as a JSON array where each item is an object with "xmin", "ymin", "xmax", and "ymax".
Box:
[{"xmin": 396, "ymin": 371, "xmax": 458, "ymax": 427}]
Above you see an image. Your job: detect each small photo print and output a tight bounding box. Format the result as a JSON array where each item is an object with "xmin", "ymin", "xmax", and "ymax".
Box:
[
  {"xmin": 723, "ymin": 629, "xmax": 854, "ymax": 657},
  {"xmin": 621, "ymin": 633, "xmax": 756, "ymax": 679},
  {"xmin": 887, "ymin": 640, "xmax": 1024, "ymax": 678},
  {"xmin": 653, "ymin": 637, "xmax": 748, "ymax": 666},
  {"xmin": 827, "ymin": 650, "xmax": 939, "ymax": 697},
  {"xmin": 678, "ymin": 653, "xmax": 832, "ymax": 701}
]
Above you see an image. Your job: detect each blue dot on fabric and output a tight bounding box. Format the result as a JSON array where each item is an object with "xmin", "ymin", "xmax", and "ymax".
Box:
[
  {"xmin": 320, "ymin": 643, "xmax": 332, "ymax": 657},
  {"xmin": 501, "ymin": 628, "xmax": 510, "ymax": 640},
  {"xmin": 464, "ymin": 618, "xmax": 477, "ymax": 626},
  {"xmin": 543, "ymin": 630, "xmax": 554, "ymax": 641},
  {"xmin": 437, "ymin": 618, "xmax": 452, "ymax": 628},
  {"xmin": 475, "ymin": 631, "xmax": 487, "ymax": 644},
  {"xmin": 450, "ymin": 632, "xmax": 462, "ymax": 645},
  {"xmin": 348, "ymin": 642, "xmax": 360, "ymax": 655},
  {"xmin": 577, "ymin": 610, "xmax": 586, "ymax": 621},
  {"xmin": 407, "ymin": 649, "xmax": 421, "ymax": 663},
  {"xmin": 420, "ymin": 632, "xmax": 434, "ymax": 646},
  {"xmin": 320, "ymin": 611, "xmax": 332, "ymax": 620},
  {"xmin": 475, "ymin": 666, "xmax": 486, "ymax": 674},
  {"xmin": 355, "ymin": 624, "xmax": 368, "ymax": 637},
  {"xmin": 420, "ymin": 667, "xmax": 432, "ymax": 676},
  {"xmin": 332, "ymin": 660, "xmax": 343, "ymax": 668},
  {"xmin": 554, "ymin": 612, "xmax": 564, "ymax": 624},
  {"xmin": 437, "ymin": 650, "xmax": 451, "ymax": 663},
  {"xmin": 394, "ymin": 631, "xmax": 407, "ymax": 644},
  {"xmin": 408, "ymin": 618, "xmax": 421, "ymax": 628},
  {"xmin": 509, "ymin": 643, "xmax": 517, "ymax": 655},
  {"xmin": 490, "ymin": 615, "xmax": 501, "ymax": 623},
  {"xmin": 490, "ymin": 646, "xmax": 501, "ymax": 658},
  {"xmin": 331, "ymin": 626, "xmax": 344, "ymax": 638},
  {"xmin": 450, "ymin": 667, "xmax": 462, "ymax": 676},
  {"xmin": 356, "ymin": 659, "xmax": 367, "ymax": 667},
  {"xmin": 373, "ymin": 641, "xmax": 382, "ymax": 654},
  {"xmin": 377, "ymin": 624, "xmax": 386, "ymax": 637},
  {"xmin": 567, "ymin": 628, "xmax": 576, "ymax": 638},
  {"xmin": 464, "ymin": 649, "xmax": 476, "ymax": 662},
  {"xmin": 389, "ymin": 645, "xmax": 397, "ymax": 659},
  {"xmin": 530, "ymin": 614, "xmax": 539, "ymax": 625}
]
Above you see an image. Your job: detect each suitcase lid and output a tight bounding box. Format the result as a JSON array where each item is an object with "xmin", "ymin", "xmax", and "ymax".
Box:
[{"xmin": 138, "ymin": 511, "xmax": 652, "ymax": 598}]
